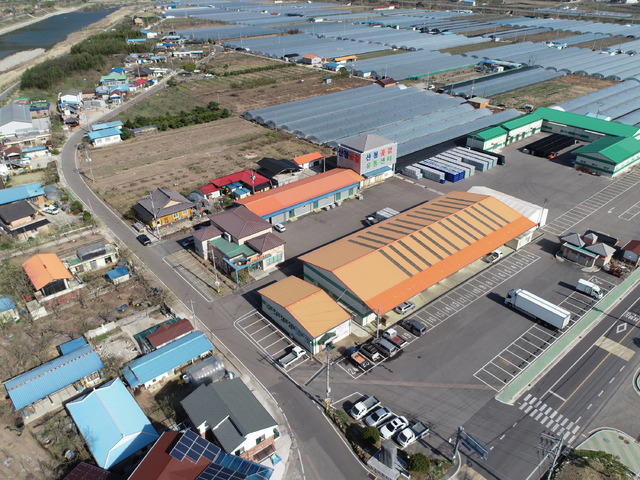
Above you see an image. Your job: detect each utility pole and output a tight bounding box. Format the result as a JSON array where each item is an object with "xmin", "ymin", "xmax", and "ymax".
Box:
[
  {"xmin": 538, "ymin": 431, "xmax": 565, "ymax": 480},
  {"xmin": 452, "ymin": 426, "xmax": 463, "ymax": 460},
  {"xmin": 149, "ymin": 190, "xmax": 161, "ymax": 239},
  {"xmin": 375, "ymin": 307, "xmax": 381, "ymax": 338},
  {"xmin": 188, "ymin": 299, "xmax": 199, "ymax": 331},
  {"xmin": 325, "ymin": 349, "xmax": 331, "ymax": 413}
]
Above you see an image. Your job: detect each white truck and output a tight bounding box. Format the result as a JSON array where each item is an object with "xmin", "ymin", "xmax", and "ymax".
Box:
[
  {"xmin": 576, "ymin": 279, "xmax": 603, "ymax": 300},
  {"xmin": 278, "ymin": 346, "xmax": 305, "ymax": 368},
  {"xmin": 504, "ymin": 289, "xmax": 571, "ymax": 330},
  {"xmin": 396, "ymin": 421, "xmax": 430, "ymax": 447},
  {"xmin": 383, "ymin": 327, "xmax": 407, "ymax": 348},
  {"xmin": 350, "ymin": 395, "xmax": 381, "ymax": 420}
]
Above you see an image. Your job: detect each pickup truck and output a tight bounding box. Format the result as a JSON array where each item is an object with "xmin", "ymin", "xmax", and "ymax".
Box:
[
  {"xmin": 359, "ymin": 343, "xmax": 383, "ymax": 363},
  {"xmin": 346, "ymin": 346, "xmax": 371, "ymax": 370},
  {"xmin": 383, "ymin": 328, "xmax": 407, "ymax": 348},
  {"xmin": 349, "ymin": 395, "xmax": 381, "ymax": 420},
  {"xmin": 396, "ymin": 421, "xmax": 430, "ymax": 447},
  {"xmin": 278, "ymin": 346, "xmax": 305, "ymax": 368}
]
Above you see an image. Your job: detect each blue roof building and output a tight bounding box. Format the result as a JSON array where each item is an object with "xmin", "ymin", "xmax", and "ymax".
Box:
[
  {"xmin": 122, "ymin": 331, "xmax": 214, "ymax": 388},
  {"xmin": 67, "ymin": 378, "xmax": 159, "ymax": 469},
  {"xmin": 87, "ymin": 128, "xmax": 122, "ymax": 147},
  {"xmin": 91, "ymin": 121, "xmax": 123, "ymax": 132},
  {"xmin": 58, "ymin": 337, "xmax": 87, "ymax": 355},
  {"xmin": 0, "ymin": 296, "xmax": 18, "ymax": 322},
  {"xmin": 3, "ymin": 344, "xmax": 104, "ymax": 411},
  {"xmin": 0, "ymin": 183, "xmax": 44, "ymax": 206},
  {"xmin": 106, "ymin": 266, "xmax": 130, "ymax": 285}
]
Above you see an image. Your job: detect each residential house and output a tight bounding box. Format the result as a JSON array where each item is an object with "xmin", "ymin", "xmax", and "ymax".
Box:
[
  {"xmin": 100, "ymin": 74, "xmax": 128, "ymax": 87},
  {"xmin": 67, "ymin": 378, "xmax": 159, "ymax": 469},
  {"xmin": 146, "ymin": 318, "xmax": 194, "ymax": 350},
  {"xmin": 196, "ymin": 183, "xmax": 221, "ymax": 202},
  {"xmin": 132, "ymin": 188, "xmax": 195, "ymax": 229},
  {"xmin": 128, "ymin": 430, "xmax": 273, "ymax": 480},
  {"xmin": 0, "ymin": 296, "xmax": 19, "ymax": 322},
  {"xmin": 0, "ymin": 182, "xmax": 45, "ymax": 206},
  {"xmin": 181, "ymin": 378, "xmax": 278, "ymax": 462},
  {"xmin": 132, "ymin": 66, "xmax": 154, "ymax": 79},
  {"xmin": 3, "ymin": 342, "xmax": 103, "ymax": 415},
  {"xmin": 63, "ymin": 462, "xmax": 115, "ymax": 480},
  {"xmin": 292, "ymin": 151, "xmax": 323, "ymax": 170},
  {"xmin": 22, "ymin": 253, "xmax": 73, "ymax": 297},
  {"xmin": 259, "ymin": 276, "xmax": 351, "ymax": 354},
  {"xmin": 121, "ymin": 331, "xmax": 214, "ymax": 389},
  {"xmin": 0, "ymin": 103, "xmax": 32, "ymax": 137},
  {"xmin": 208, "ymin": 170, "xmax": 271, "ymax": 196},
  {"xmin": 560, "ymin": 232, "xmax": 616, "ymax": 268},
  {"xmin": 622, "ymin": 240, "xmax": 640, "ymax": 266},
  {"xmin": 58, "ymin": 89, "xmax": 83, "ymax": 105},
  {"xmin": 301, "ymin": 54, "xmax": 322, "ymax": 65},
  {"xmin": 64, "ymin": 241, "xmax": 119, "ymax": 275},
  {"xmin": 0, "ymin": 199, "xmax": 50, "ymax": 240},
  {"xmin": 87, "ymin": 128, "xmax": 122, "ymax": 147},
  {"xmin": 376, "ymin": 77, "xmax": 397, "ymax": 87},
  {"xmin": 106, "ymin": 266, "xmax": 131, "ymax": 285},
  {"xmin": 204, "ymin": 206, "xmax": 285, "ymax": 276}
]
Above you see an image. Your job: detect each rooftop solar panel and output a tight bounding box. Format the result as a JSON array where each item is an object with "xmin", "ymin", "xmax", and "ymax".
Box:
[{"xmin": 169, "ymin": 429, "xmax": 222, "ymax": 464}]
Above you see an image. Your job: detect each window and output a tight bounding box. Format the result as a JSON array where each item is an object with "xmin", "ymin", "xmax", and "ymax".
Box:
[
  {"xmin": 313, "ymin": 201, "xmax": 318, "ymax": 209},
  {"xmin": 173, "ymin": 212, "xmax": 180, "ymax": 219},
  {"xmin": 336, "ymin": 192, "xmax": 341, "ymax": 200},
  {"xmin": 256, "ymin": 434, "xmax": 266, "ymax": 445},
  {"xmin": 348, "ymin": 188, "xmax": 353, "ymax": 196},
  {"xmin": 89, "ymin": 260, "xmax": 97, "ymax": 269},
  {"xmin": 235, "ymin": 447, "xmax": 245, "ymax": 456},
  {"xmin": 289, "ymin": 210, "xmax": 295, "ymax": 218}
]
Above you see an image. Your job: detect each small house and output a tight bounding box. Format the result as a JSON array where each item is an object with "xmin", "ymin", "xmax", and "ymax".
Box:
[
  {"xmin": 301, "ymin": 54, "xmax": 322, "ymax": 66},
  {"xmin": 65, "ymin": 241, "xmax": 118, "ymax": 274},
  {"xmin": 106, "ymin": 266, "xmax": 130, "ymax": 285},
  {"xmin": 468, "ymin": 97, "xmax": 490, "ymax": 109},
  {"xmin": 292, "ymin": 151, "xmax": 323, "ymax": 170},
  {"xmin": 132, "ymin": 188, "xmax": 195, "ymax": 230},
  {"xmin": 87, "ymin": 128, "xmax": 122, "ymax": 147},
  {"xmin": 560, "ymin": 232, "xmax": 616, "ymax": 268},
  {"xmin": 622, "ymin": 240, "xmax": 640, "ymax": 266},
  {"xmin": 58, "ymin": 90, "xmax": 82, "ymax": 105},
  {"xmin": 376, "ymin": 77, "xmax": 397, "ymax": 88},
  {"xmin": 325, "ymin": 62, "xmax": 345, "ymax": 72},
  {"xmin": 22, "ymin": 253, "xmax": 72, "ymax": 297}
]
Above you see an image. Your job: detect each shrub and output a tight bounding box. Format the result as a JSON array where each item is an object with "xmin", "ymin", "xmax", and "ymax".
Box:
[
  {"xmin": 183, "ymin": 62, "xmax": 197, "ymax": 72},
  {"xmin": 409, "ymin": 453, "xmax": 431, "ymax": 473},
  {"xmin": 70, "ymin": 200, "xmax": 84, "ymax": 215},
  {"xmin": 361, "ymin": 426, "xmax": 380, "ymax": 446},
  {"xmin": 82, "ymin": 210, "xmax": 92, "ymax": 224}
]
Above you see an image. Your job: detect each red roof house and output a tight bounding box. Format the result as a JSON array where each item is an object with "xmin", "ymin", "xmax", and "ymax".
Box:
[{"xmin": 146, "ymin": 319, "xmax": 194, "ymax": 350}]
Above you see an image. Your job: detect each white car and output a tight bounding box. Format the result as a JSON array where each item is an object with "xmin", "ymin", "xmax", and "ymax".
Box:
[
  {"xmin": 379, "ymin": 416, "xmax": 408, "ymax": 439},
  {"xmin": 42, "ymin": 205, "xmax": 59, "ymax": 215},
  {"xmin": 364, "ymin": 407, "xmax": 393, "ymax": 427},
  {"xmin": 273, "ymin": 223, "xmax": 286, "ymax": 233},
  {"xmin": 484, "ymin": 250, "xmax": 503, "ymax": 264}
]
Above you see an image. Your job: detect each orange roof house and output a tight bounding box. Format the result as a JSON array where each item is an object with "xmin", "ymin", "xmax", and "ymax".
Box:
[
  {"xmin": 235, "ymin": 168, "xmax": 363, "ymax": 220},
  {"xmin": 300, "ymin": 191, "xmax": 536, "ymax": 317},
  {"xmin": 292, "ymin": 151, "xmax": 324, "ymax": 168},
  {"xmin": 22, "ymin": 254, "xmax": 72, "ymax": 291}
]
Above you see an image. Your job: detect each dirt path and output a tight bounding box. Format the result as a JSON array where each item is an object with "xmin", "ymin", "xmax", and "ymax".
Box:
[{"xmin": 0, "ymin": 4, "xmax": 138, "ymax": 93}]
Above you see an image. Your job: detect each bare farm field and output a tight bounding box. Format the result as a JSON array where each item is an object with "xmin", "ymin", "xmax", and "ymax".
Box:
[{"xmin": 88, "ymin": 118, "xmax": 330, "ymax": 217}]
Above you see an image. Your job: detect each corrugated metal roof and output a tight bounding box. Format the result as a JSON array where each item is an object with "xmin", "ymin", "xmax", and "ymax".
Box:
[
  {"xmin": 575, "ymin": 135, "xmax": 640, "ymax": 164},
  {"xmin": 300, "ymin": 191, "xmax": 536, "ymax": 314},
  {"xmin": 4, "ymin": 344, "xmax": 103, "ymax": 410},
  {"xmin": 259, "ymin": 276, "xmax": 351, "ymax": 338},
  {"xmin": 121, "ymin": 331, "xmax": 213, "ymax": 387},
  {"xmin": 146, "ymin": 318, "xmax": 193, "ymax": 349},
  {"xmin": 292, "ymin": 151, "xmax": 323, "ymax": 165},
  {"xmin": 67, "ymin": 378, "xmax": 159, "ymax": 469},
  {"xmin": 22, "ymin": 254, "xmax": 72, "ymax": 291},
  {"xmin": 236, "ymin": 169, "xmax": 363, "ymax": 218},
  {"xmin": 106, "ymin": 266, "xmax": 129, "ymax": 280},
  {"xmin": 87, "ymin": 127, "xmax": 122, "ymax": 141},
  {"xmin": 0, "ymin": 296, "xmax": 15, "ymax": 313},
  {"xmin": 58, "ymin": 337, "xmax": 87, "ymax": 355},
  {"xmin": 0, "ymin": 182, "xmax": 44, "ymax": 206}
]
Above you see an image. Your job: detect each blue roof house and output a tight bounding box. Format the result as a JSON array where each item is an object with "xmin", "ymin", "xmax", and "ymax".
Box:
[
  {"xmin": 122, "ymin": 331, "xmax": 214, "ymax": 388},
  {"xmin": 0, "ymin": 182, "xmax": 45, "ymax": 206},
  {"xmin": 91, "ymin": 121, "xmax": 123, "ymax": 132},
  {"xmin": 3, "ymin": 343, "xmax": 103, "ymax": 412},
  {"xmin": 0, "ymin": 296, "xmax": 19, "ymax": 322},
  {"xmin": 106, "ymin": 266, "xmax": 130, "ymax": 285},
  {"xmin": 87, "ymin": 127, "xmax": 122, "ymax": 148},
  {"xmin": 67, "ymin": 378, "xmax": 159, "ymax": 469}
]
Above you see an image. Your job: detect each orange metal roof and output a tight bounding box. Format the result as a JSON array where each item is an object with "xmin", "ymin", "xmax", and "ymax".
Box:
[
  {"xmin": 236, "ymin": 169, "xmax": 363, "ymax": 218},
  {"xmin": 300, "ymin": 191, "xmax": 536, "ymax": 315},
  {"xmin": 259, "ymin": 276, "xmax": 351, "ymax": 338},
  {"xmin": 292, "ymin": 151, "xmax": 323, "ymax": 166},
  {"xmin": 22, "ymin": 253, "xmax": 72, "ymax": 291}
]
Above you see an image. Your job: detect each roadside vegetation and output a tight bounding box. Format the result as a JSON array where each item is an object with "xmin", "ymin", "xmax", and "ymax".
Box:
[{"xmin": 556, "ymin": 449, "xmax": 634, "ymax": 479}]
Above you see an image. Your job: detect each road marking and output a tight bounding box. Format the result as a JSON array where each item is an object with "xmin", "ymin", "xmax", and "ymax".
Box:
[
  {"xmin": 594, "ymin": 337, "xmax": 635, "ymax": 361},
  {"xmin": 598, "ymin": 390, "xmax": 604, "ymax": 397},
  {"xmin": 544, "ymin": 406, "xmax": 553, "ymax": 415},
  {"xmin": 549, "ymin": 390, "xmax": 566, "ymax": 402},
  {"xmin": 561, "ymin": 418, "xmax": 568, "ymax": 426},
  {"xmin": 609, "ymin": 377, "xmax": 615, "ymax": 383},
  {"xmin": 587, "ymin": 403, "xmax": 592, "ymax": 410},
  {"xmin": 524, "ymin": 405, "xmax": 533, "ymax": 414},
  {"xmin": 550, "ymin": 411, "xmax": 557, "ymax": 419},
  {"xmin": 499, "ymin": 434, "xmax": 506, "ymax": 440},
  {"xmin": 620, "ymin": 365, "xmax": 626, "ymax": 371},
  {"xmin": 551, "ymin": 424, "xmax": 559, "ymax": 433}
]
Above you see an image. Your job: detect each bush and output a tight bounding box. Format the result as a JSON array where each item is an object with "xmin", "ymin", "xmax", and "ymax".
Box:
[
  {"xmin": 70, "ymin": 200, "xmax": 84, "ymax": 215},
  {"xmin": 183, "ymin": 62, "xmax": 197, "ymax": 72},
  {"xmin": 82, "ymin": 210, "xmax": 92, "ymax": 224},
  {"xmin": 409, "ymin": 453, "xmax": 431, "ymax": 473},
  {"xmin": 361, "ymin": 426, "xmax": 380, "ymax": 446}
]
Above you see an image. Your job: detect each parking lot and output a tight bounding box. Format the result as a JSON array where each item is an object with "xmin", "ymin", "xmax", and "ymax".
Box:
[
  {"xmin": 474, "ymin": 275, "xmax": 619, "ymax": 391},
  {"xmin": 234, "ymin": 310, "xmax": 310, "ymax": 371},
  {"xmin": 164, "ymin": 250, "xmax": 220, "ymax": 302},
  {"xmin": 619, "ymin": 200, "xmax": 640, "ymax": 222}
]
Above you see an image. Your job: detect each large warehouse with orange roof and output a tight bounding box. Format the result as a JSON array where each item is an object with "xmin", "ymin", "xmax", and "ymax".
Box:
[
  {"xmin": 259, "ymin": 276, "xmax": 351, "ymax": 354},
  {"xmin": 300, "ymin": 191, "xmax": 537, "ymax": 323},
  {"xmin": 236, "ymin": 168, "xmax": 363, "ymax": 225}
]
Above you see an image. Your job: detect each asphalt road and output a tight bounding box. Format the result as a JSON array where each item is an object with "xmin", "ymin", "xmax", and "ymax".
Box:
[{"xmin": 59, "ymin": 101, "xmax": 369, "ymax": 479}]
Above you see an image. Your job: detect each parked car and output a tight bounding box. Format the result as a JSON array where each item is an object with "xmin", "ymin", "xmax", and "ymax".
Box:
[
  {"xmin": 136, "ymin": 234, "xmax": 152, "ymax": 246},
  {"xmin": 394, "ymin": 301, "xmax": 416, "ymax": 315},
  {"xmin": 359, "ymin": 342, "xmax": 383, "ymax": 362},
  {"xmin": 364, "ymin": 407, "xmax": 393, "ymax": 427},
  {"xmin": 484, "ymin": 250, "xmax": 502, "ymax": 263},
  {"xmin": 379, "ymin": 416, "xmax": 408, "ymax": 439},
  {"xmin": 373, "ymin": 338, "xmax": 398, "ymax": 358},
  {"xmin": 42, "ymin": 205, "xmax": 59, "ymax": 215},
  {"xmin": 404, "ymin": 319, "xmax": 427, "ymax": 337},
  {"xmin": 273, "ymin": 223, "xmax": 286, "ymax": 233}
]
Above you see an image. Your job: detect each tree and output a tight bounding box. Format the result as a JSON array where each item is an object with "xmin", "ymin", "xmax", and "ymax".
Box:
[
  {"xmin": 70, "ymin": 200, "xmax": 84, "ymax": 215},
  {"xmin": 360, "ymin": 426, "xmax": 380, "ymax": 446},
  {"xmin": 569, "ymin": 450, "xmax": 634, "ymax": 478},
  {"xmin": 409, "ymin": 453, "xmax": 431, "ymax": 473},
  {"xmin": 0, "ymin": 259, "xmax": 34, "ymax": 300},
  {"xmin": 183, "ymin": 62, "xmax": 197, "ymax": 72}
]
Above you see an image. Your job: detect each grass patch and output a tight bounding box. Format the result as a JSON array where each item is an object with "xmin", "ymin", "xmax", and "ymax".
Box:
[
  {"xmin": 355, "ymin": 49, "xmax": 408, "ymax": 61},
  {"xmin": 493, "ymin": 80, "xmax": 572, "ymax": 108},
  {"xmin": 95, "ymin": 327, "xmax": 121, "ymax": 343}
]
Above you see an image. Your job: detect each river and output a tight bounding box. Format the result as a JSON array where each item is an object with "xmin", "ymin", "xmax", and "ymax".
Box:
[{"xmin": 0, "ymin": 9, "xmax": 116, "ymax": 61}]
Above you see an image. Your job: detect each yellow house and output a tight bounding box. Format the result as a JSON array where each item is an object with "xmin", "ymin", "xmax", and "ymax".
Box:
[{"xmin": 132, "ymin": 188, "xmax": 195, "ymax": 228}]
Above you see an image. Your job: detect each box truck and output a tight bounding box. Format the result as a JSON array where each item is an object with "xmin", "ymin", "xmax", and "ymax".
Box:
[
  {"xmin": 576, "ymin": 279, "xmax": 603, "ymax": 300},
  {"xmin": 504, "ymin": 289, "xmax": 571, "ymax": 329}
]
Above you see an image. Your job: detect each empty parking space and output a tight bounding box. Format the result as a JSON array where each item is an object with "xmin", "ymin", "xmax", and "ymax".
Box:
[
  {"xmin": 619, "ymin": 200, "xmax": 640, "ymax": 221},
  {"xmin": 164, "ymin": 251, "xmax": 218, "ymax": 302},
  {"xmin": 234, "ymin": 310, "xmax": 309, "ymax": 370},
  {"xmin": 543, "ymin": 169, "xmax": 640, "ymax": 236},
  {"xmin": 474, "ymin": 275, "xmax": 619, "ymax": 391},
  {"xmin": 410, "ymin": 250, "xmax": 540, "ymax": 332}
]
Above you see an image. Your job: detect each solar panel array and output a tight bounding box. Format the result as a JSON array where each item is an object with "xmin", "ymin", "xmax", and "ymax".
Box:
[
  {"xmin": 197, "ymin": 463, "xmax": 245, "ymax": 480},
  {"xmin": 170, "ymin": 429, "xmax": 221, "ymax": 463}
]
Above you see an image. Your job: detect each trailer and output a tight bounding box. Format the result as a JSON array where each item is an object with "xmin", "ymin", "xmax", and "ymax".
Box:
[{"xmin": 504, "ymin": 289, "xmax": 571, "ymax": 329}]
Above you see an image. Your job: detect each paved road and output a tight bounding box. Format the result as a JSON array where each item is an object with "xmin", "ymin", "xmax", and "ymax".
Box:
[
  {"xmin": 59, "ymin": 100, "xmax": 369, "ymax": 480},
  {"xmin": 459, "ymin": 283, "xmax": 640, "ymax": 480}
]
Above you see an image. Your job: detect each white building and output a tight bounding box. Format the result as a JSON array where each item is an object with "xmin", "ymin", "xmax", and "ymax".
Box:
[
  {"xmin": 0, "ymin": 104, "xmax": 32, "ymax": 137},
  {"xmin": 337, "ymin": 134, "xmax": 397, "ymax": 186}
]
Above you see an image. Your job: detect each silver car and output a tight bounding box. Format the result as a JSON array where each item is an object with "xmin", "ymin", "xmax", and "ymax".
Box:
[{"xmin": 364, "ymin": 407, "xmax": 393, "ymax": 427}]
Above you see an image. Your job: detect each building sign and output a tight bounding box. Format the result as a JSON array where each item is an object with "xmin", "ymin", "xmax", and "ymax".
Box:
[{"xmin": 337, "ymin": 138, "xmax": 397, "ymax": 176}]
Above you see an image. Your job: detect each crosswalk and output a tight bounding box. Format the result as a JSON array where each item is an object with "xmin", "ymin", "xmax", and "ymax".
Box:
[
  {"xmin": 595, "ymin": 336, "xmax": 635, "ymax": 361},
  {"xmin": 456, "ymin": 465, "xmax": 486, "ymax": 480},
  {"xmin": 519, "ymin": 394, "xmax": 580, "ymax": 445}
]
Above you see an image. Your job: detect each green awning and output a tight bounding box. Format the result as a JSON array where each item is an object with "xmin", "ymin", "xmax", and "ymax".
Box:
[{"xmin": 317, "ymin": 331, "xmax": 336, "ymax": 344}]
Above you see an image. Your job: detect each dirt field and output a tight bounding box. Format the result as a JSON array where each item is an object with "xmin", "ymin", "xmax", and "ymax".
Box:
[
  {"xmin": 88, "ymin": 118, "xmax": 331, "ymax": 216},
  {"xmin": 492, "ymin": 74, "xmax": 616, "ymax": 109}
]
